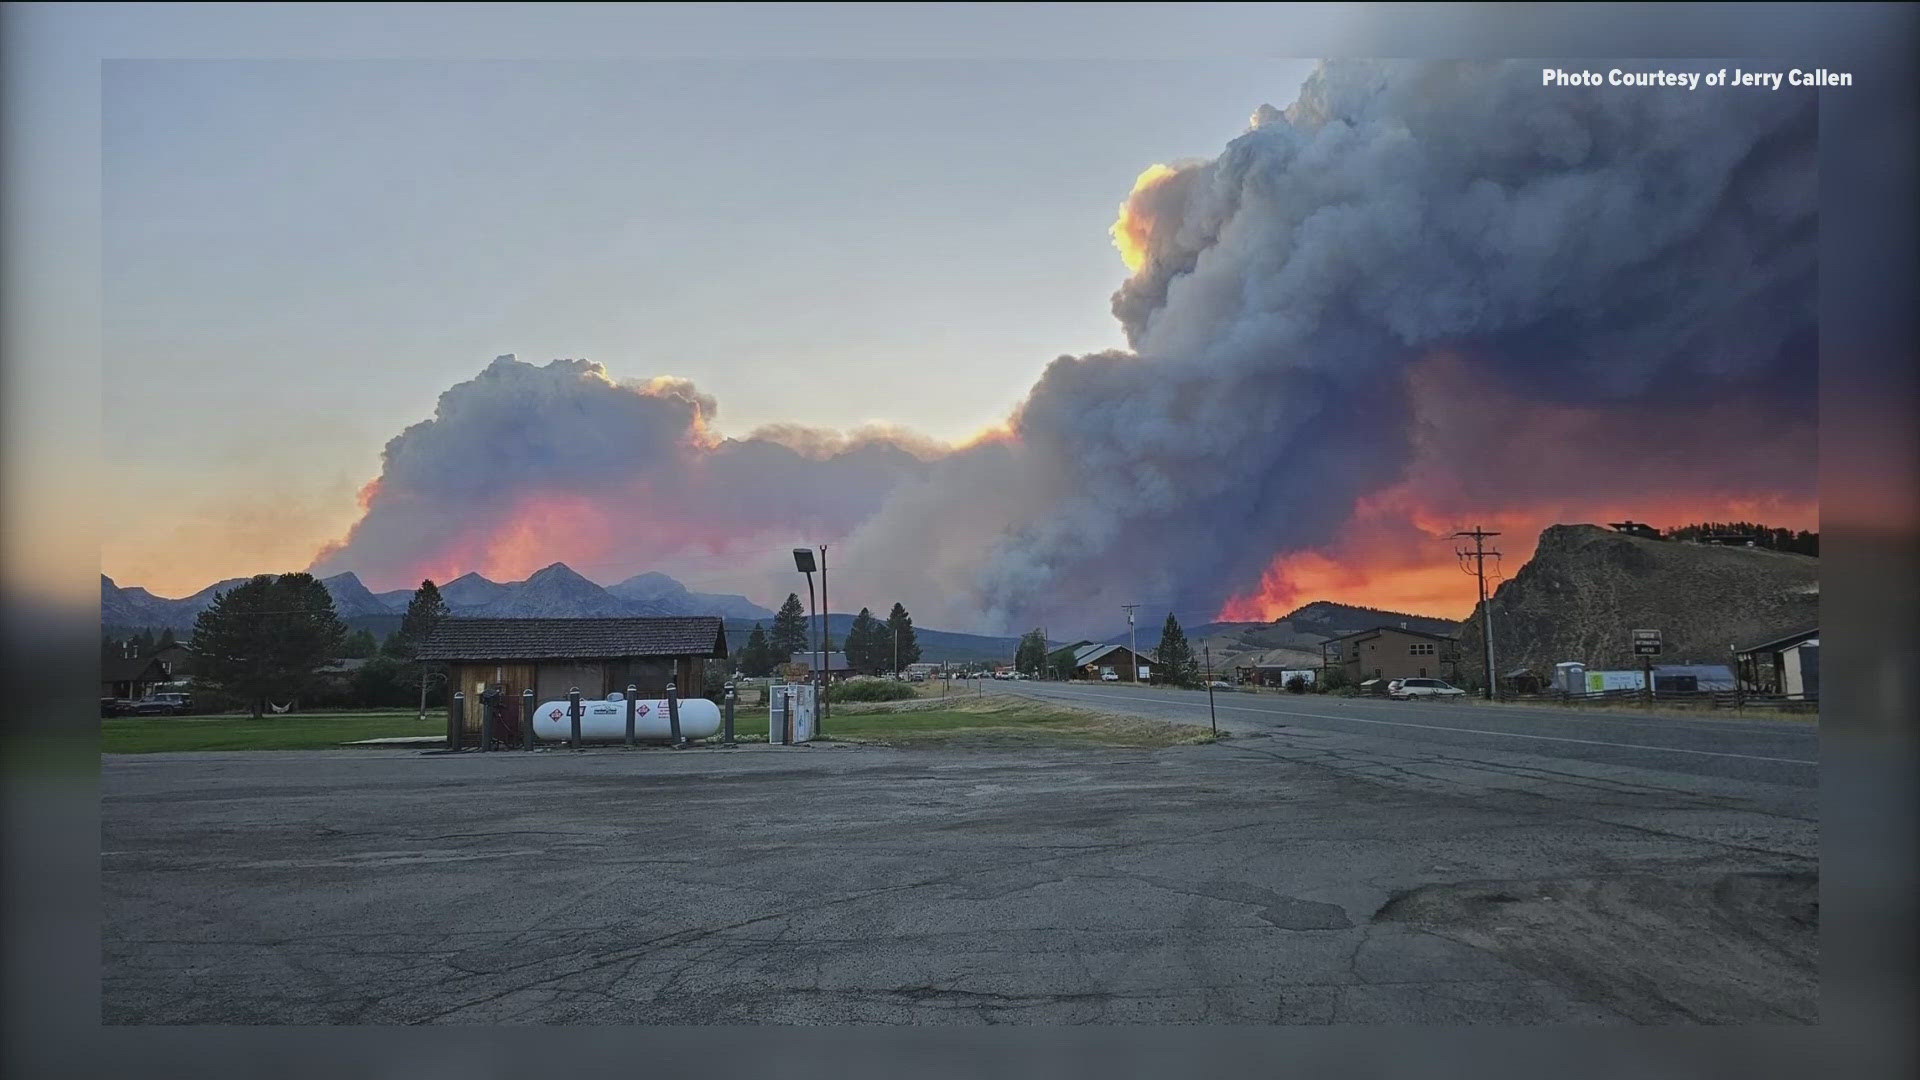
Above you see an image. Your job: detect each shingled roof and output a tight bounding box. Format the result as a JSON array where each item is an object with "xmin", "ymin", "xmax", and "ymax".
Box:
[{"xmin": 415, "ymin": 617, "xmax": 727, "ymax": 661}]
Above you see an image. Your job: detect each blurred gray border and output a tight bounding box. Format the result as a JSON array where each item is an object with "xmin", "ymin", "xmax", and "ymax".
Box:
[{"xmin": 3, "ymin": 4, "xmax": 1913, "ymax": 1076}]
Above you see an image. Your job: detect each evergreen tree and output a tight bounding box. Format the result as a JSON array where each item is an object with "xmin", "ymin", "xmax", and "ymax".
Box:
[
  {"xmin": 1015, "ymin": 629, "xmax": 1048, "ymax": 676},
  {"xmin": 885, "ymin": 602, "xmax": 921, "ymax": 673},
  {"xmin": 192, "ymin": 573, "xmax": 348, "ymax": 718},
  {"xmin": 389, "ymin": 580, "xmax": 450, "ymax": 660},
  {"xmin": 739, "ymin": 623, "xmax": 774, "ymax": 677},
  {"xmin": 340, "ymin": 628, "xmax": 380, "ymax": 659},
  {"xmin": 134, "ymin": 627, "xmax": 157, "ymax": 655},
  {"xmin": 157, "ymin": 627, "xmax": 177, "ymax": 650},
  {"xmin": 845, "ymin": 608, "xmax": 884, "ymax": 674},
  {"xmin": 1155, "ymin": 612, "xmax": 1198, "ymax": 688},
  {"xmin": 771, "ymin": 592, "xmax": 810, "ymax": 666}
]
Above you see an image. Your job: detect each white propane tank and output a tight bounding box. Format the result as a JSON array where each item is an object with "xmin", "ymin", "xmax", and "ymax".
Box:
[{"xmin": 531, "ymin": 696, "xmax": 722, "ymax": 742}]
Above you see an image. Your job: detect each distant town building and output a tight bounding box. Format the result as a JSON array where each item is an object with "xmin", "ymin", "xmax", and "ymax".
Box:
[
  {"xmin": 1608, "ymin": 520, "xmax": 1663, "ymax": 539},
  {"xmin": 1734, "ymin": 628, "xmax": 1818, "ymax": 697},
  {"xmin": 1322, "ymin": 626, "xmax": 1461, "ymax": 684},
  {"xmin": 787, "ymin": 651, "xmax": 856, "ymax": 682},
  {"xmin": 1063, "ymin": 642, "xmax": 1156, "ymax": 682}
]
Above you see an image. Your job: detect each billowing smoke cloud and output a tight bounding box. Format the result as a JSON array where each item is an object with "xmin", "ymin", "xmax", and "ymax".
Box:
[
  {"xmin": 313, "ymin": 61, "xmax": 1815, "ymax": 634},
  {"xmin": 839, "ymin": 61, "xmax": 1815, "ymax": 629},
  {"xmin": 309, "ymin": 356, "xmax": 931, "ymax": 589}
]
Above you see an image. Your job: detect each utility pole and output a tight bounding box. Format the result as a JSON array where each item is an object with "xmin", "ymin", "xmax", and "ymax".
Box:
[
  {"xmin": 818, "ymin": 544, "xmax": 829, "ymax": 724},
  {"xmin": 1453, "ymin": 526, "xmax": 1502, "ymax": 700},
  {"xmin": 1121, "ymin": 604, "xmax": 1141, "ymax": 684}
]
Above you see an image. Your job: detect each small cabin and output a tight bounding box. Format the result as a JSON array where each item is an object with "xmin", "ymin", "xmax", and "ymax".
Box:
[{"xmin": 416, "ymin": 616, "xmax": 728, "ymax": 739}]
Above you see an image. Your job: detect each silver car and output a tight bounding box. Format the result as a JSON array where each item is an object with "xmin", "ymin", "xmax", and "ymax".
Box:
[{"xmin": 1390, "ymin": 678, "xmax": 1467, "ymax": 700}]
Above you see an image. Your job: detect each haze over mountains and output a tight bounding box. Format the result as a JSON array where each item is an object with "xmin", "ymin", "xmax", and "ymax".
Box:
[{"xmin": 100, "ymin": 563, "xmax": 775, "ymax": 634}]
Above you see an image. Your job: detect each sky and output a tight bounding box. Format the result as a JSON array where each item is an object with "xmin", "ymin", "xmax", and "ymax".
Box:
[
  {"xmin": 91, "ymin": 46, "xmax": 1820, "ymax": 636},
  {"xmin": 101, "ymin": 56, "xmax": 1318, "ymax": 596}
]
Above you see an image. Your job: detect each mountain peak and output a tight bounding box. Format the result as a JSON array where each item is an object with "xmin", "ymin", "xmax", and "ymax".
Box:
[{"xmin": 526, "ymin": 562, "xmax": 593, "ymax": 585}]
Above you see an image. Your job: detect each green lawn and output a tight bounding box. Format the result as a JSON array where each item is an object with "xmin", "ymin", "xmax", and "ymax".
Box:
[
  {"xmin": 747, "ymin": 696, "xmax": 1219, "ymax": 749},
  {"xmin": 101, "ymin": 698, "xmax": 1216, "ymax": 753},
  {"xmin": 102, "ymin": 711, "xmax": 442, "ymax": 754}
]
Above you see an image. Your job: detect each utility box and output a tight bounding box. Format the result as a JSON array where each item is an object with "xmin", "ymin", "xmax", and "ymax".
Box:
[{"xmin": 768, "ymin": 683, "xmax": 816, "ymax": 745}]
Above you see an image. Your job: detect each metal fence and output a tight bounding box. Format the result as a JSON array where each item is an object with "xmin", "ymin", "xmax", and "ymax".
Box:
[{"xmin": 1510, "ymin": 687, "xmax": 1818, "ymax": 713}]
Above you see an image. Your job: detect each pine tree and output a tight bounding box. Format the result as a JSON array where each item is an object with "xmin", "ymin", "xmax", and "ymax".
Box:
[
  {"xmin": 157, "ymin": 627, "xmax": 177, "ymax": 650},
  {"xmin": 389, "ymin": 580, "xmax": 450, "ymax": 660},
  {"xmin": 845, "ymin": 608, "xmax": 883, "ymax": 674},
  {"xmin": 192, "ymin": 573, "xmax": 348, "ymax": 718},
  {"xmin": 340, "ymin": 628, "xmax": 380, "ymax": 659},
  {"xmin": 134, "ymin": 628, "xmax": 157, "ymax": 655},
  {"xmin": 740, "ymin": 623, "xmax": 773, "ymax": 677},
  {"xmin": 1155, "ymin": 612, "xmax": 1197, "ymax": 688},
  {"xmin": 771, "ymin": 593, "xmax": 811, "ymax": 668},
  {"xmin": 885, "ymin": 602, "xmax": 921, "ymax": 673}
]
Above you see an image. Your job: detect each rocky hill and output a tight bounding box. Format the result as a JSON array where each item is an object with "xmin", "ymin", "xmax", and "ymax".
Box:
[
  {"xmin": 1458, "ymin": 524, "xmax": 1819, "ymax": 679},
  {"xmin": 1121, "ymin": 602, "xmax": 1462, "ymax": 673}
]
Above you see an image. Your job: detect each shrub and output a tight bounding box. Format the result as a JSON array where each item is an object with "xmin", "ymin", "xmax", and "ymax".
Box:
[
  {"xmin": 826, "ymin": 678, "xmax": 919, "ymax": 703},
  {"xmin": 1285, "ymin": 676, "xmax": 1307, "ymax": 694}
]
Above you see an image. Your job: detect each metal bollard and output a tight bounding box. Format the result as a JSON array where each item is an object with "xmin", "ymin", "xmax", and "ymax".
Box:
[
  {"xmin": 448, "ymin": 691, "xmax": 464, "ymax": 751},
  {"xmin": 480, "ymin": 691, "xmax": 495, "ymax": 752},
  {"xmin": 568, "ymin": 687, "xmax": 582, "ymax": 750},
  {"xmin": 723, "ymin": 681, "xmax": 736, "ymax": 746},
  {"xmin": 522, "ymin": 688, "xmax": 535, "ymax": 750},
  {"xmin": 624, "ymin": 683, "xmax": 638, "ymax": 748},
  {"xmin": 666, "ymin": 681, "xmax": 682, "ymax": 746}
]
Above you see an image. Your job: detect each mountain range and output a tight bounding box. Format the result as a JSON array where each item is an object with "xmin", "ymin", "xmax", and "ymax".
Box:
[{"xmin": 100, "ymin": 563, "xmax": 775, "ymax": 635}]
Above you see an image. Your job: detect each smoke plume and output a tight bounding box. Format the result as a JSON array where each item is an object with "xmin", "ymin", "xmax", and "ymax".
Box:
[{"xmin": 312, "ymin": 61, "xmax": 1816, "ymax": 634}]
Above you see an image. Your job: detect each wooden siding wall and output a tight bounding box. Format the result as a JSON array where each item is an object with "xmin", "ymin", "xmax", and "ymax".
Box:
[{"xmin": 456, "ymin": 655, "xmax": 714, "ymax": 732}]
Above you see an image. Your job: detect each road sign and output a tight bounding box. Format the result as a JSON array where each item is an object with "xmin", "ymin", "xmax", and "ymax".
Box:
[{"xmin": 1632, "ymin": 629, "xmax": 1662, "ymax": 656}]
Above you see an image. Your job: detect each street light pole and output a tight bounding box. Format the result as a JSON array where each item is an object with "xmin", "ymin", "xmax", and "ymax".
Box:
[{"xmin": 792, "ymin": 548, "xmax": 820, "ymax": 727}]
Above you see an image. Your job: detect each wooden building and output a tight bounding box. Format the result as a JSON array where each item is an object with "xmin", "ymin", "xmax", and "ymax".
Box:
[
  {"xmin": 102, "ymin": 653, "xmax": 169, "ymax": 700},
  {"xmin": 416, "ymin": 616, "xmax": 728, "ymax": 739},
  {"xmin": 1064, "ymin": 642, "xmax": 1156, "ymax": 682},
  {"xmin": 1322, "ymin": 626, "xmax": 1462, "ymax": 684},
  {"xmin": 1735, "ymin": 627, "xmax": 1819, "ymax": 697}
]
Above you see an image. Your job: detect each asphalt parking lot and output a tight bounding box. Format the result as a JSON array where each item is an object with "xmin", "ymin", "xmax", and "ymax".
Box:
[{"xmin": 102, "ymin": 695, "xmax": 1817, "ymax": 1024}]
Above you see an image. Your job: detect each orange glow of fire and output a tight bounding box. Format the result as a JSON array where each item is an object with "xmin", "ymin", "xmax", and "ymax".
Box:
[
  {"xmin": 1217, "ymin": 490, "xmax": 1819, "ymax": 624},
  {"xmin": 471, "ymin": 491, "xmax": 622, "ymax": 582},
  {"xmin": 1110, "ymin": 163, "xmax": 1178, "ymax": 274}
]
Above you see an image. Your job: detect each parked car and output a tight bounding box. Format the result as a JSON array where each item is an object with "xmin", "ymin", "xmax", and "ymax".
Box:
[
  {"xmin": 1390, "ymin": 678, "xmax": 1466, "ymax": 701},
  {"xmin": 1100, "ymin": 669, "xmax": 1119, "ymax": 682},
  {"xmin": 132, "ymin": 692, "xmax": 194, "ymax": 716},
  {"xmin": 1207, "ymin": 680, "xmax": 1232, "ymax": 690},
  {"xmin": 1386, "ymin": 679, "xmax": 1405, "ymax": 697},
  {"xmin": 101, "ymin": 697, "xmax": 138, "ymax": 717}
]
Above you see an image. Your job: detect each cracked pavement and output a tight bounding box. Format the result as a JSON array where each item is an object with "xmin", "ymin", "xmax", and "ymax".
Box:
[{"xmin": 102, "ymin": 691, "xmax": 1817, "ymax": 1024}]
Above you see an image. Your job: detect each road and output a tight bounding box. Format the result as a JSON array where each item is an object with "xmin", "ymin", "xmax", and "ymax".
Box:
[
  {"xmin": 101, "ymin": 690, "xmax": 1818, "ymax": 1025},
  {"xmin": 985, "ymin": 679, "xmax": 1817, "ymax": 795}
]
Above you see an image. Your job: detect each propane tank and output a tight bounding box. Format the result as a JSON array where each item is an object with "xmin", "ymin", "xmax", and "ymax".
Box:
[{"xmin": 531, "ymin": 696, "xmax": 722, "ymax": 742}]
